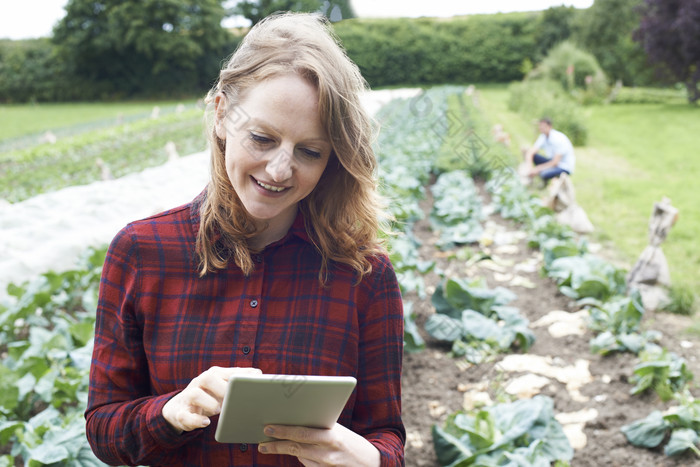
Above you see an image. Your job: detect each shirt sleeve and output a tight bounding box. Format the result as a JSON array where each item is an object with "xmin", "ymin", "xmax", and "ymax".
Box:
[
  {"xmin": 84, "ymin": 225, "xmax": 201, "ymax": 466},
  {"xmin": 533, "ymin": 134, "xmax": 545, "ymax": 151},
  {"xmin": 353, "ymin": 255, "xmax": 406, "ymax": 466}
]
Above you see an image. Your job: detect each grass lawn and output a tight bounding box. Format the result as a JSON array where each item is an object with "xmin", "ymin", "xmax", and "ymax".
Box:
[
  {"xmin": 478, "ymin": 85, "xmax": 700, "ymax": 295},
  {"xmin": 0, "ymin": 100, "xmax": 199, "ymax": 142}
]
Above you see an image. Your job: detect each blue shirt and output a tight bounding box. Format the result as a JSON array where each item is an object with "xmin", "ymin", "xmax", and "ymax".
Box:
[{"xmin": 534, "ymin": 128, "xmax": 575, "ymax": 174}]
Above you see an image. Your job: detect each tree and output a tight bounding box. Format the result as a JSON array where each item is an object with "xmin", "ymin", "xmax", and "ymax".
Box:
[
  {"xmin": 53, "ymin": 0, "xmax": 234, "ymax": 98},
  {"xmin": 0, "ymin": 39, "xmax": 82, "ymax": 102},
  {"xmin": 231, "ymin": 0, "xmax": 355, "ymax": 25},
  {"xmin": 573, "ymin": 0, "xmax": 653, "ymax": 86},
  {"xmin": 534, "ymin": 6, "xmax": 579, "ymax": 59},
  {"xmin": 634, "ymin": 0, "xmax": 700, "ymax": 103}
]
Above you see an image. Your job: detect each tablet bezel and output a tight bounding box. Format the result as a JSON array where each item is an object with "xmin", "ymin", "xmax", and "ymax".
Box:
[{"xmin": 214, "ymin": 373, "xmax": 357, "ymax": 444}]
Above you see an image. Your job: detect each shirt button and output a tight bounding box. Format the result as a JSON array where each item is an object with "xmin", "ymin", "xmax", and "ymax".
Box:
[
  {"xmin": 242, "ymin": 345, "xmax": 251, "ymax": 355},
  {"xmin": 250, "ymin": 299, "xmax": 258, "ymax": 308},
  {"xmin": 239, "ymin": 443, "xmax": 248, "ymax": 452}
]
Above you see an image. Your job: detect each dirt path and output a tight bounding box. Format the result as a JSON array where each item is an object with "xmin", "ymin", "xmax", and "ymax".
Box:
[{"xmin": 400, "ymin": 183, "xmax": 700, "ymax": 466}]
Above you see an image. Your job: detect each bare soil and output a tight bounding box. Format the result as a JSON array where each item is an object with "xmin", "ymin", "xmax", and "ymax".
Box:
[{"xmin": 400, "ymin": 185, "xmax": 700, "ymax": 467}]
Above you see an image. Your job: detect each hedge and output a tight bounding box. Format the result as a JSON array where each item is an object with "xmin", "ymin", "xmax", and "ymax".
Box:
[
  {"xmin": 0, "ymin": 35, "xmax": 243, "ymax": 103},
  {"xmin": 2, "ymin": 11, "xmax": 588, "ymax": 102},
  {"xmin": 334, "ymin": 14, "xmax": 540, "ymax": 88}
]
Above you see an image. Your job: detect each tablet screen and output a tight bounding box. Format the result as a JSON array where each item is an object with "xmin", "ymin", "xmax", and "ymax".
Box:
[{"xmin": 214, "ymin": 374, "xmax": 357, "ymax": 444}]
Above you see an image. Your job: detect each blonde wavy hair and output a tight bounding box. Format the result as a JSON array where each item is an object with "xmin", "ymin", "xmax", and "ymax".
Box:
[{"xmin": 198, "ymin": 12, "xmax": 386, "ymax": 282}]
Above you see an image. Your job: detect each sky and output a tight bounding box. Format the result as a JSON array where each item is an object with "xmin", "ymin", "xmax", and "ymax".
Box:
[{"xmin": 0, "ymin": 0, "xmax": 594, "ymax": 41}]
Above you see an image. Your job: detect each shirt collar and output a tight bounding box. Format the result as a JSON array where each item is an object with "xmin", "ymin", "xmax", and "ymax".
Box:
[{"xmin": 189, "ymin": 188, "xmax": 313, "ymax": 247}]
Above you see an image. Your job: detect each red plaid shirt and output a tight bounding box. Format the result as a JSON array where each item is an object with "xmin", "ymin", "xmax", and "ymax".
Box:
[{"xmin": 85, "ymin": 191, "xmax": 405, "ymax": 466}]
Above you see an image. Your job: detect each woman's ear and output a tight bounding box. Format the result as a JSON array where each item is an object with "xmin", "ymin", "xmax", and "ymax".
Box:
[{"xmin": 214, "ymin": 93, "xmax": 227, "ymax": 141}]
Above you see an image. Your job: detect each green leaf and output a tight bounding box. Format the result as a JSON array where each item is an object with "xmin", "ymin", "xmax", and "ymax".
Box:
[
  {"xmin": 492, "ymin": 306, "xmax": 535, "ymax": 351},
  {"xmin": 20, "ymin": 356, "xmax": 52, "ymax": 380},
  {"xmin": 621, "ymin": 410, "xmax": 670, "ymax": 448},
  {"xmin": 472, "ymin": 450, "xmax": 506, "ymax": 466},
  {"xmin": 29, "ymin": 443, "xmax": 69, "ymax": 464},
  {"xmin": 538, "ymin": 415, "xmax": 575, "ymax": 462},
  {"xmin": 663, "ymin": 396, "xmax": 700, "ymax": 430},
  {"xmin": 630, "ymin": 372, "xmax": 655, "ymax": 396},
  {"xmin": 490, "ymin": 396, "xmax": 549, "ymax": 450},
  {"xmin": 432, "ymin": 424, "xmax": 472, "ymax": 466},
  {"xmin": 664, "ymin": 428, "xmax": 700, "ymax": 457},
  {"xmin": 70, "ymin": 343, "xmax": 94, "ymax": 371},
  {"xmin": 16, "ymin": 372, "xmax": 37, "ymax": 402},
  {"xmin": 27, "ymin": 406, "xmax": 61, "ymax": 431},
  {"xmin": 617, "ymin": 333, "xmax": 646, "ymax": 354},
  {"xmin": 0, "ymin": 420, "xmax": 24, "ymax": 445},
  {"xmin": 403, "ymin": 302, "xmax": 425, "ymax": 353},
  {"xmin": 81, "ymin": 287, "xmax": 99, "ymax": 314},
  {"xmin": 460, "ymin": 309, "xmax": 504, "ymax": 340},
  {"xmin": 74, "ymin": 444, "xmax": 108, "ymax": 467},
  {"xmin": 6, "ymin": 282, "xmax": 26, "ymax": 298},
  {"xmin": 590, "ymin": 331, "xmax": 618, "ymax": 355},
  {"xmin": 431, "ymin": 283, "xmax": 453, "ymax": 316},
  {"xmin": 70, "ymin": 321, "xmax": 95, "ymax": 347},
  {"xmin": 0, "ymin": 366, "xmax": 20, "ymax": 412},
  {"xmin": 444, "ymin": 279, "xmax": 496, "ymax": 315},
  {"xmin": 425, "ymin": 314, "xmax": 464, "ymax": 342},
  {"xmin": 453, "ymin": 411, "xmax": 497, "ymax": 451},
  {"xmin": 491, "ymin": 287, "xmax": 518, "ymax": 307},
  {"xmin": 558, "ymin": 285, "xmax": 578, "ymax": 299},
  {"xmin": 35, "ymin": 368, "xmax": 59, "ymax": 403},
  {"xmin": 504, "ymin": 444, "xmax": 552, "ymax": 467},
  {"xmin": 576, "ymin": 278, "xmax": 610, "ymax": 300}
]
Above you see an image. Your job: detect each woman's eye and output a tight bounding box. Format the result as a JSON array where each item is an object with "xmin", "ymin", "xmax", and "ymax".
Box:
[
  {"xmin": 250, "ymin": 133, "xmax": 273, "ymax": 145},
  {"xmin": 299, "ymin": 148, "xmax": 322, "ymax": 159}
]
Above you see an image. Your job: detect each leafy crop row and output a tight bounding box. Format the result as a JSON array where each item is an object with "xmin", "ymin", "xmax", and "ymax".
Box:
[
  {"xmin": 485, "ymin": 168, "xmax": 699, "ymax": 458},
  {"xmin": 0, "ymin": 109, "xmax": 206, "ymax": 203},
  {"xmin": 421, "ymin": 86, "xmax": 699, "ymax": 462},
  {"xmin": 374, "ymin": 88, "xmax": 455, "ymax": 348},
  {"xmin": 429, "ymin": 171, "xmax": 485, "ymax": 249},
  {"xmin": 0, "ymin": 248, "xmax": 107, "ymax": 465},
  {"xmin": 372, "ymin": 88, "xmax": 576, "ymax": 465}
]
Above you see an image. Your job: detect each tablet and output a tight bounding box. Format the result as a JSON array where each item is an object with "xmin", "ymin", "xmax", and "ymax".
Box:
[{"xmin": 214, "ymin": 374, "xmax": 357, "ymax": 444}]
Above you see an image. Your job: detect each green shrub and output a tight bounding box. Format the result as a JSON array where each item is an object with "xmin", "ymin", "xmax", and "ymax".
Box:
[
  {"xmin": 0, "ymin": 39, "xmax": 89, "ymax": 102},
  {"xmin": 527, "ymin": 41, "xmax": 609, "ymax": 104},
  {"xmin": 508, "ymin": 79, "xmax": 588, "ymax": 145}
]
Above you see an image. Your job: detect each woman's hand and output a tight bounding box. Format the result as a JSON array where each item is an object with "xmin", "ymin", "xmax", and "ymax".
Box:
[
  {"xmin": 162, "ymin": 366, "xmax": 262, "ymax": 433},
  {"xmin": 258, "ymin": 423, "xmax": 381, "ymax": 467}
]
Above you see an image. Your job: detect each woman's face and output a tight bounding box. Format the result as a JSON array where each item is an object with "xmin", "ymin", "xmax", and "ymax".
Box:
[{"xmin": 216, "ymin": 73, "xmax": 332, "ymax": 235}]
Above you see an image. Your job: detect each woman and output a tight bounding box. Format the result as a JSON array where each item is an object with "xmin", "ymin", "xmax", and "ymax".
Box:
[{"xmin": 85, "ymin": 12, "xmax": 405, "ymax": 467}]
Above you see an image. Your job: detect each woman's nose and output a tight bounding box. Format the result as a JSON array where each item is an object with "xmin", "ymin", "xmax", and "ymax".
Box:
[{"xmin": 266, "ymin": 147, "xmax": 294, "ymax": 182}]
